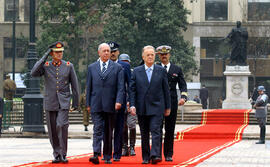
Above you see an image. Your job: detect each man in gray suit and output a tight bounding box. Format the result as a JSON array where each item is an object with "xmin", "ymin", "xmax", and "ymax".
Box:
[
  {"xmin": 130, "ymin": 45, "xmax": 171, "ymax": 164},
  {"xmin": 31, "ymin": 41, "xmax": 79, "ymax": 163},
  {"xmin": 86, "ymin": 43, "xmax": 124, "ymax": 164}
]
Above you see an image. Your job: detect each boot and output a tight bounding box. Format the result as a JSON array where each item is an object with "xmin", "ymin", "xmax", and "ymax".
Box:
[
  {"xmin": 122, "ymin": 123, "xmax": 129, "ymax": 156},
  {"xmin": 256, "ymin": 126, "xmax": 265, "ymax": 144},
  {"xmin": 130, "ymin": 128, "xmax": 136, "ymax": 156}
]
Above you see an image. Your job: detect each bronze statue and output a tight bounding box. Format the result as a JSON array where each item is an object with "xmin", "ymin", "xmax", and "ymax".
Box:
[{"xmin": 223, "ymin": 21, "xmax": 248, "ymax": 65}]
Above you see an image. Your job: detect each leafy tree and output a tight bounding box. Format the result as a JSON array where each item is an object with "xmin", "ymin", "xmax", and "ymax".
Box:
[
  {"xmin": 37, "ymin": 0, "xmax": 102, "ymax": 90},
  {"xmin": 101, "ymin": 0, "xmax": 198, "ymax": 78}
]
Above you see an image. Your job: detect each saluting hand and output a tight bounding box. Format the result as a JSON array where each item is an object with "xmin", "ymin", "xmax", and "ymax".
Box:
[
  {"xmin": 115, "ymin": 103, "xmax": 122, "ymax": 110},
  {"xmin": 178, "ymin": 98, "xmax": 186, "ymax": 106},
  {"xmin": 164, "ymin": 109, "xmax": 171, "ymax": 116}
]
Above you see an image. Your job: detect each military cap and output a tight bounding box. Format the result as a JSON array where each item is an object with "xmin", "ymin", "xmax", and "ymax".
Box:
[
  {"xmin": 257, "ymin": 86, "xmax": 266, "ymax": 91},
  {"xmin": 49, "ymin": 41, "xmax": 64, "ymax": 52},
  {"xmin": 119, "ymin": 53, "xmax": 131, "ymax": 62},
  {"xmin": 107, "ymin": 41, "xmax": 119, "ymax": 51},
  {"xmin": 156, "ymin": 45, "xmax": 172, "ymax": 54}
]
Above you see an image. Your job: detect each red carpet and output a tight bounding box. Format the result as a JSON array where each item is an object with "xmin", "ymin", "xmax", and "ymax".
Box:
[{"xmin": 15, "ymin": 109, "xmax": 251, "ymax": 167}]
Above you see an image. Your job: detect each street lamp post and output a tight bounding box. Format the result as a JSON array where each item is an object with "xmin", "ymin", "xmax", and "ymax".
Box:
[
  {"xmin": 22, "ymin": 0, "xmax": 45, "ymax": 133},
  {"xmin": 12, "ymin": 0, "xmax": 16, "ymax": 81}
]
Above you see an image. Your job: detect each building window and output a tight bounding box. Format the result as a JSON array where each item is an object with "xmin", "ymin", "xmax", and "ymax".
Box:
[
  {"xmin": 4, "ymin": 38, "xmax": 28, "ymax": 58},
  {"xmin": 247, "ymin": 37, "xmax": 270, "ymax": 58},
  {"xmin": 200, "ymin": 37, "xmax": 230, "ymax": 58},
  {"xmin": 205, "ymin": 0, "xmax": 228, "ymax": 21},
  {"xmin": 24, "ymin": 0, "xmax": 30, "ymax": 22},
  {"xmin": 248, "ymin": 0, "xmax": 270, "ymax": 21},
  {"xmin": 4, "ymin": 0, "xmax": 19, "ymax": 21}
]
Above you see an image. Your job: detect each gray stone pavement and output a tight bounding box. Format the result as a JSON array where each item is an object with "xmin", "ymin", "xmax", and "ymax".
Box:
[{"xmin": 1, "ymin": 124, "xmax": 270, "ymax": 166}]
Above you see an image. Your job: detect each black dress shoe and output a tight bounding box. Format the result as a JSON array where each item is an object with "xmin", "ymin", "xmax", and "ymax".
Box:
[
  {"xmin": 142, "ymin": 159, "xmax": 150, "ymax": 164},
  {"xmin": 151, "ymin": 157, "xmax": 162, "ymax": 164},
  {"xmin": 122, "ymin": 148, "xmax": 129, "ymax": 156},
  {"xmin": 60, "ymin": 155, "xmax": 69, "ymax": 163},
  {"xmin": 165, "ymin": 157, "xmax": 173, "ymax": 162},
  {"xmin": 130, "ymin": 147, "xmax": 136, "ymax": 156},
  {"xmin": 105, "ymin": 159, "xmax": 112, "ymax": 164},
  {"xmin": 52, "ymin": 155, "xmax": 61, "ymax": 163},
  {"xmin": 113, "ymin": 158, "xmax": 120, "ymax": 162},
  {"xmin": 89, "ymin": 156, "xmax": 99, "ymax": 164},
  {"xmin": 256, "ymin": 140, "xmax": 265, "ymax": 144}
]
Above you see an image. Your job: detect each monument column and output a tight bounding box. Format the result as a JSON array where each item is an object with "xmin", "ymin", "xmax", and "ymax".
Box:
[{"xmin": 222, "ymin": 65, "xmax": 252, "ymax": 109}]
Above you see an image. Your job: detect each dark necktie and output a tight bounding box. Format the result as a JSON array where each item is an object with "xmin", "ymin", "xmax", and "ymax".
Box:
[
  {"xmin": 164, "ymin": 65, "xmax": 167, "ymax": 72},
  {"xmin": 102, "ymin": 62, "xmax": 106, "ymax": 74}
]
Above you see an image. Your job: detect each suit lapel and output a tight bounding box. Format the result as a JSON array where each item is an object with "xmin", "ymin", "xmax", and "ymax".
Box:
[
  {"xmin": 138, "ymin": 65, "xmax": 150, "ymax": 87},
  {"xmin": 168, "ymin": 63, "xmax": 174, "ymax": 74},
  {"xmin": 149, "ymin": 64, "xmax": 158, "ymax": 87},
  {"xmin": 94, "ymin": 61, "xmax": 103, "ymax": 79}
]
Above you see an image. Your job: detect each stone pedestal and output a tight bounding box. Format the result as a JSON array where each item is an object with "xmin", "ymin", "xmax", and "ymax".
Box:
[{"xmin": 222, "ymin": 65, "xmax": 252, "ymax": 109}]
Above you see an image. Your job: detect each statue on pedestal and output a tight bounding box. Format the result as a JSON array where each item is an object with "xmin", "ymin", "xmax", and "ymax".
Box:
[{"xmin": 223, "ymin": 21, "xmax": 248, "ymax": 65}]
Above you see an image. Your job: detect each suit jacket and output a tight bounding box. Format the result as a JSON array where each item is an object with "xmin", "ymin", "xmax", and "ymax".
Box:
[
  {"xmin": 200, "ymin": 87, "xmax": 208, "ymax": 100},
  {"xmin": 31, "ymin": 54, "xmax": 79, "ymax": 111},
  {"xmin": 118, "ymin": 60, "xmax": 131, "ymax": 104},
  {"xmin": 130, "ymin": 64, "xmax": 171, "ymax": 116},
  {"xmin": 86, "ymin": 60, "xmax": 124, "ymax": 113},
  {"xmin": 158, "ymin": 63, "xmax": 187, "ymax": 100}
]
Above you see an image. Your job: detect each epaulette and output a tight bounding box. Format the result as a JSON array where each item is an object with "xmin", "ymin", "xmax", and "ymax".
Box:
[{"xmin": 66, "ymin": 61, "xmax": 71, "ymax": 66}]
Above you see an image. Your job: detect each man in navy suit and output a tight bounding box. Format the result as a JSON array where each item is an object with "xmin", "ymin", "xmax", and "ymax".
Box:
[
  {"xmin": 86, "ymin": 43, "xmax": 124, "ymax": 164},
  {"xmin": 130, "ymin": 45, "xmax": 171, "ymax": 164},
  {"xmin": 107, "ymin": 42, "xmax": 131, "ymax": 161}
]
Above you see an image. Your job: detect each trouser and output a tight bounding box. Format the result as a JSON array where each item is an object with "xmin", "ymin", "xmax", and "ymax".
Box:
[
  {"xmin": 123, "ymin": 113, "xmax": 137, "ymax": 148},
  {"xmin": 46, "ymin": 110, "xmax": 69, "ymax": 158},
  {"xmin": 201, "ymin": 99, "xmax": 207, "ymax": 109},
  {"xmin": 113, "ymin": 108, "xmax": 125, "ymax": 159},
  {"xmin": 83, "ymin": 109, "xmax": 89, "ymax": 126},
  {"xmin": 160, "ymin": 97, "xmax": 178, "ymax": 158},
  {"xmin": 91, "ymin": 112, "xmax": 116, "ymax": 160},
  {"xmin": 138, "ymin": 114, "xmax": 163, "ymax": 161},
  {"xmin": 257, "ymin": 117, "xmax": 266, "ymax": 141}
]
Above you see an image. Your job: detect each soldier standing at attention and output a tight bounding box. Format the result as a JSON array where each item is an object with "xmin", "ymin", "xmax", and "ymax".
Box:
[
  {"xmin": 157, "ymin": 45, "xmax": 187, "ymax": 162},
  {"xmin": 3, "ymin": 74, "xmax": 17, "ymax": 111},
  {"xmin": 252, "ymin": 86, "xmax": 269, "ymax": 144},
  {"xmin": 31, "ymin": 41, "xmax": 79, "ymax": 163},
  {"xmin": 4, "ymin": 74, "xmax": 17, "ymax": 99},
  {"xmin": 79, "ymin": 91, "xmax": 89, "ymax": 131}
]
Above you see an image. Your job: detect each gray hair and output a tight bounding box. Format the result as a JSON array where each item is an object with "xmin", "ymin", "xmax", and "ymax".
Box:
[
  {"xmin": 142, "ymin": 45, "xmax": 155, "ymax": 54},
  {"xmin": 98, "ymin": 43, "xmax": 111, "ymax": 51}
]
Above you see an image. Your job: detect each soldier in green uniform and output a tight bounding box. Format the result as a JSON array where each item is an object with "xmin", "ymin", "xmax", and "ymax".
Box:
[
  {"xmin": 4, "ymin": 74, "xmax": 16, "ymax": 112},
  {"xmin": 4, "ymin": 75, "xmax": 17, "ymax": 100},
  {"xmin": 79, "ymin": 91, "xmax": 89, "ymax": 131},
  {"xmin": 31, "ymin": 41, "xmax": 79, "ymax": 164}
]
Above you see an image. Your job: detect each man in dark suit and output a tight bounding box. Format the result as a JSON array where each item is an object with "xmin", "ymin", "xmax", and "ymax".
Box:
[
  {"xmin": 86, "ymin": 43, "xmax": 124, "ymax": 164},
  {"xmin": 107, "ymin": 42, "xmax": 131, "ymax": 161},
  {"xmin": 130, "ymin": 45, "xmax": 171, "ymax": 164},
  {"xmin": 200, "ymin": 85, "xmax": 209, "ymax": 109},
  {"xmin": 157, "ymin": 45, "xmax": 187, "ymax": 162},
  {"xmin": 31, "ymin": 41, "xmax": 79, "ymax": 163}
]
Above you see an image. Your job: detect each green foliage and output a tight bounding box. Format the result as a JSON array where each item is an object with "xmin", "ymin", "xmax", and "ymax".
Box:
[
  {"xmin": 102, "ymin": 0, "xmax": 197, "ymax": 77},
  {"xmin": 37, "ymin": 0, "xmax": 102, "ymax": 90}
]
